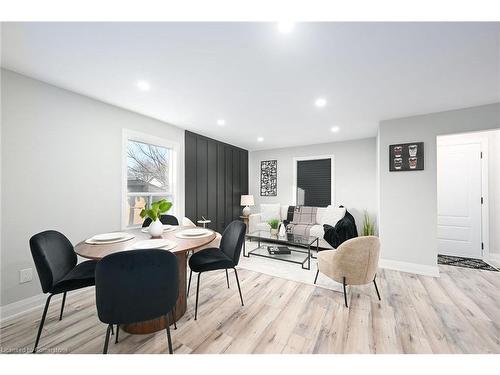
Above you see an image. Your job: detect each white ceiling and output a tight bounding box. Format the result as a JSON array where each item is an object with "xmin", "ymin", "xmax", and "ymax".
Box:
[{"xmin": 2, "ymin": 22, "xmax": 499, "ymax": 150}]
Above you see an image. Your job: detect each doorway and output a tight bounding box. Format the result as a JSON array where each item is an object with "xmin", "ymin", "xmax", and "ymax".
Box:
[{"xmin": 437, "ymin": 130, "xmax": 498, "ymax": 260}]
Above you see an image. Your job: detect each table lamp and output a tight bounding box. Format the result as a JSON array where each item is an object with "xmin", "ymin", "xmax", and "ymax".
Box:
[{"xmin": 240, "ymin": 195, "xmax": 254, "ymax": 217}]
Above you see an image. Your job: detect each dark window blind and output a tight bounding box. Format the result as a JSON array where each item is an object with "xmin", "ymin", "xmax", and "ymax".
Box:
[{"xmin": 296, "ymin": 158, "xmax": 331, "ymax": 207}]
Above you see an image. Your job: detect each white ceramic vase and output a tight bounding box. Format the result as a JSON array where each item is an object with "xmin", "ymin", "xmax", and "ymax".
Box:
[{"xmin": 149, "ymin": 219, "xmax": 163, "ymax": 238}]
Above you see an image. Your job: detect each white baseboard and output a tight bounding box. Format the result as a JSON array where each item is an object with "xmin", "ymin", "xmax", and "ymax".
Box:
[
  {"xmin": 379, "ymin": 258, "xmax": 440, "ymax": 277},
  {"xmin": 486, "ymin": 253, "xmax": 500, "ymax": 262},
  {"xmin": 0, "ymin": 289, "xmax": 87, "ymax": 323}
]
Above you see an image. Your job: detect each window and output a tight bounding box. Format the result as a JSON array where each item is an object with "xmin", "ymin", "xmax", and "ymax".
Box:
[
  {"xmin": 125, "ymin": 138, "xmax": 175, "ymax": 227},
  {"xmin": 294, "ymin": 156, "xmax": 333, "ymax": 207}
]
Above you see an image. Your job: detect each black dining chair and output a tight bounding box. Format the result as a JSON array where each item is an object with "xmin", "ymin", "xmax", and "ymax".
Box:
[
  {"xmin": 29, "ymin": 230, "xmax": 98, "ymax": 353},
  {"xmin": 187, "ymin": 220, "xmax": 246, "ymax": 320},
  {"xmin": 95, "ymin": 249, "xmax": 179, "ymax": 354},
  {"xmin": 142, "ymin": 214, "xmax": 179, "ymax": 227}
]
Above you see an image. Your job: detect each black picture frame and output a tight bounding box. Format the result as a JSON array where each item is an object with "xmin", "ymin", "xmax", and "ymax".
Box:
[
  {"xmin": 389, "ymin": 142, "xmax": 424, "ymax": 171},
  {"xmin": 260, "ymin": 160, "xmax": 277, "ymax": 196}
]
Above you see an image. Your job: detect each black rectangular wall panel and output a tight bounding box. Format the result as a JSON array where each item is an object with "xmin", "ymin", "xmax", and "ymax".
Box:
[
  {"xmin": 185, "ymin": 131, "xmax": 249, "ymax": 232},
  {"xmin": 296, "ymin": 158, "xmax": 331, "ymax": 207}
]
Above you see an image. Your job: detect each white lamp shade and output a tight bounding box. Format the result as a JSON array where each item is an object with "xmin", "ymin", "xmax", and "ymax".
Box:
[{"xmin": 240, "ymin": 195, "xmax": 254, "ymax": 206}]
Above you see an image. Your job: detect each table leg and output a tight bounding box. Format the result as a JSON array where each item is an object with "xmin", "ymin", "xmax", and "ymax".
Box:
[
  {"xmin": 307, "ymin": 243, "xmax": 311, "ymax": 270},
  {"xmin": 122, "ymin": 251, "xmax": 187, "ymax": 334}
]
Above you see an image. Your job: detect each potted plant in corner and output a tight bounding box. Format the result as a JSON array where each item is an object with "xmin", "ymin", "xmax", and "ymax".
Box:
[
  {"xmin": 140, "ymin": 199, "xmax": 173, "ymax": 238},
  {"xmin": 362, "ymin": 210, "xmax": 376, "ymax": 236},
  {"xmin": 268, "ymin": 219, "xmax": 280, "ymax": 236}
]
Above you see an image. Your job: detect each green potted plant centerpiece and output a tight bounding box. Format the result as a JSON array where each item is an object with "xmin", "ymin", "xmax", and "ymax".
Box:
[
  {"xmin": 268, "ymin": 218, "xmax": 280, "ymax": 236},
  {"xmin": 140, "ymin": 199, "xmax": 173, "ymax": 238}
]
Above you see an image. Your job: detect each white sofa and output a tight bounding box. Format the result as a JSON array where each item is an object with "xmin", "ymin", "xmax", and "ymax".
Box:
[{"xmin": 248, "ymin": 204, "xmax": 346, "ymax": 239}]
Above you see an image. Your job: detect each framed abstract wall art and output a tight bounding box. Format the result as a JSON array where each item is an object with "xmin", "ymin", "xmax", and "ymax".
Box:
[
  {"xmin": 260, "ymin": 160, "xmax": 277, "ymax": 196},
  {"xmin": 389, "ymin": 142, "xmax": 424, "ymax": 171}
]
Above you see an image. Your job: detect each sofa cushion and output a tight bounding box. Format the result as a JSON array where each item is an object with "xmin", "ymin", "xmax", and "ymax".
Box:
[
  {"xmin": 280, "ymin": 205, "xmax": 289, "ymax": 221},
  {"xmin": 309, "ymin": 224, "xmax": 325, "ymax": 239},
  {"xmin": 260, "ymin": 204, "xmax": 281, "ymax": 222},
  {"xmin": 317, "ymin": 206, "xmax": 346, "ymax": 226},
  {"xmin": 256, "ymin": 222, "xmax": 271, "ymax": 231}
]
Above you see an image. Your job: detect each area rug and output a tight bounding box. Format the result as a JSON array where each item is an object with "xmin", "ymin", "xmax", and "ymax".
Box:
[
  {"xmin": 238, "ymin": 240, "xmax": 344, "ymax": 292},
  {"xmin": 438, "ymin": 254, "xmax": 499, "ymax": 272}
]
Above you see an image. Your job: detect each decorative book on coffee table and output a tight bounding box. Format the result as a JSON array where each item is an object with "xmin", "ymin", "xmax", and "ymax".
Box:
[{"xmin": 267, "ymin": 245, "xmax": 291, "ymax": 255}]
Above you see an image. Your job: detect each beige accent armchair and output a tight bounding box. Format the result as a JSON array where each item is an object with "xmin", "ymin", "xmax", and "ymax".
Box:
[{"xmin": 314, "ymin": 236, "xmax": 381, "ymax": 307}]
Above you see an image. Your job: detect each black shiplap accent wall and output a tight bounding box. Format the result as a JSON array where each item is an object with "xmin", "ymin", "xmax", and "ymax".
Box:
[{"xmin": 185, "ymin": 131, "xmax": 248, "ymax": 233}]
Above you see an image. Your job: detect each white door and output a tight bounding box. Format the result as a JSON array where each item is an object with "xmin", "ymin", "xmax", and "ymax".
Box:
[{"xmin": 437, "ymin": 142, "xmax": 482, "ymax": 258}]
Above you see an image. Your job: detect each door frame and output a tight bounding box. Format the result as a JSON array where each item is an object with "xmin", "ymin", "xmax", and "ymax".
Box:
[{"xmin": 437, "ymin": 134, "xmax": 489, "ymax": 259}]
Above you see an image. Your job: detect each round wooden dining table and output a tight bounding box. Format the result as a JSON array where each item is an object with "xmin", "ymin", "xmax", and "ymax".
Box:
[{"xmin": 74, "ymin": 226, "xmax": 217, "ymax": 334}]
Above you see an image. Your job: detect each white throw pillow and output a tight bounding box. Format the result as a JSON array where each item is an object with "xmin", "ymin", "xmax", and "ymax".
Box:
[
  {"xmin": 260, "ymin": 203, "xmax": 281, "ymax": 222},
  {"xmin": 318, "ymin": 206, "xmax": 346, "ymax": 226}
]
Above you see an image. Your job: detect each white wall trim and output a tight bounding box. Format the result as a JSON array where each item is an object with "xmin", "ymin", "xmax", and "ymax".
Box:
[
  {"xmin": 121, "ymin": 128, "xmax": 181, "ymax": 229},
  {"xmin": 292, "ymin": 154, "xmax": 335, "ymax": 206},
  {"xmin": 486, "ymin": 253, "xmax": 500, "ymax": 262},
  {"xmin": 379, "ymin": 258, "xmax": 440, "ymax": 277},
  {"xmin": 0, "ymin": 288, "xmax": 88, "ymax": 323}
]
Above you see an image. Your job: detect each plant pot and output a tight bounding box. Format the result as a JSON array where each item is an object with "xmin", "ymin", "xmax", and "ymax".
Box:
[
  {"xmin": 270, "ymin": 228, "xmax": 278, "ymax": 236},
  {"xmin": 149, "ymin": 219, "xmax": 163, "ymax": 238}
]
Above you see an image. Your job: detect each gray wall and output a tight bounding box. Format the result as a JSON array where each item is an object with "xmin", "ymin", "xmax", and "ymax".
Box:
[
  {"xmin": 378, "ymin": 103, "xmax": 500, "ymax": 268},
  {"xmin": 1, "ymin": 70, "xmax": 185, "ymax": 306},
  {"xmin": 249, "ymin": 137, "xmax": 377, "ymax": 233}
]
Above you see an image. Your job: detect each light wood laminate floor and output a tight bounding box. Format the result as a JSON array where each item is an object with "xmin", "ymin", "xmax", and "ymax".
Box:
[{"xmin": 1, "ymin": 265, "xmax": 500, "ymax": 354}]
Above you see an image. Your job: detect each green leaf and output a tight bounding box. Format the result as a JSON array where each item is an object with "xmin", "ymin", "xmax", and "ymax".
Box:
[{"xmin": 159, "ymin": 201, "xmax": 172, "ymax": 213}]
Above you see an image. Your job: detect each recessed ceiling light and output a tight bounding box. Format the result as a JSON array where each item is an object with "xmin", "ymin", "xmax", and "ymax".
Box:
[
  {"xmin": 315, "ymin": 98, "xmax": 327, "ymax": 108},
  {"xmin": 331, "ymin": 126, "xmax": 340, "ymax": 133},
  {"xmin": 217, "ymin": 119, "xmax": 226, "ymax": 126},
  {"xmin": 136, "ymin": 80, "xmax": 151, "ymax": 91},
  {"xmin": 277, "ymin": 21, "xmax": 295, "ymax": 34},
  {"xmin": 257, "ymin": 137, "xmax": 264, "ymax": 142}
]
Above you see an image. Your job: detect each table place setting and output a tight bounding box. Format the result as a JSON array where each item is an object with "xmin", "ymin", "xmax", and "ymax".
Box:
[
  {"xmin": 141, "ymin": 224, "xmax": 178, "ymax": 234},
  {"xmin": 131, "ymin": 238, "xmax": 177, "ymax": 251},
  {"xmin": 175, "ymin": 227, "xmax": 213, "ymax": 239},
  {"xmin": 84, "ymin": 232, "xmax": 135, "ymax": 245}
]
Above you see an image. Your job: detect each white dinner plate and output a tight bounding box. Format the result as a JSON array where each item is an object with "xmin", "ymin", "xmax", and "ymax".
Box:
[
  {"xmin": 141, "ymin": 225, "xmax": 177, "ymax": 233},
  {"xmin": 180, "ymin": 228, "xmax": 210, "ymax": 237},
  {"xmin": 91, "ymin": 232, "xmax": 128, "ymax": 242},
  {"xmin": 131, "ymin": 239, "xmax": 177, "ymax": 250}
]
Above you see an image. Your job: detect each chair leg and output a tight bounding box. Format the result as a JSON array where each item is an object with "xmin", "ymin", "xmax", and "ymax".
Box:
[
  {"xmin": 166, "ymin": 324, "xmax": 173, "ymax": 354},
  {"xmin": 115, "ymin": 324, "xmax": 120, "ymax": 344},
  {"xmin": 187, "ymin": 269, "xmax": 193, "ymax": 297},
  {"xmin": 59, "ymin": 292, "xmax": 67, "ymax": 321},
  {"xmin": 225, "ymin": 269, "xmax": 230, "ymax": 288},
  {"xmin": 33, "ymin": 294, "xmax": 53, "ymax": 353},
  {"xmin": 343, "ymin": 277, "xmax": 348, "ymax": 308},
  {"xmin": 373, "ymin": 275, "xmax": 381, "ymax": 301},
  {"xmin": 171, "ymin": 307, "xmax": 177, "ymax": 330},
  {"xmin": 194, "ymin": 272, "xmax": 201, "ymax": 320},
  {"xmin": 103, "ymin": 324, "xmax": 112, "ymax": 354},
  {"xmin": 313, "ymin": 269, "xmax": 319, "ymax": 284},
  {"xmin": 111, "ymin": 324, "xmax": 114, "ymax": 335},
  {"xmin": 234, "ymin": 268, "xmax": 244, "ymax": 306}
]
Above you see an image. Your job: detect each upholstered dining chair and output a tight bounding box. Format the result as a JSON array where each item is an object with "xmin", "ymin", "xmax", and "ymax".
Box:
[
  {"xmin": 187, "ymin": 220, "xmax": 246, "ymax": 320},
  {"xmin": 314, "ymin": 236, "xmax": 381, "ymax": 308},
  {"xmin": 95, "ymin": 249, "xmax": 179, "ymax": 354},
  {"xmin": 29, "ymin": 230, "xmax": 98, "ymax": 353},
  {"xmin": 142, "ymin": 214, "xmax": 179, "ymax": 227}
]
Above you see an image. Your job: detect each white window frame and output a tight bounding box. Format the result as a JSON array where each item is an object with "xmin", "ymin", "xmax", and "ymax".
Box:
[
  {"xmin": 122, "ymin": 129, "xmax": 180, "ymax": 229},
  {"xmin": 292, "ymin": 155, "xmax": 335, "ymax": 206}
]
